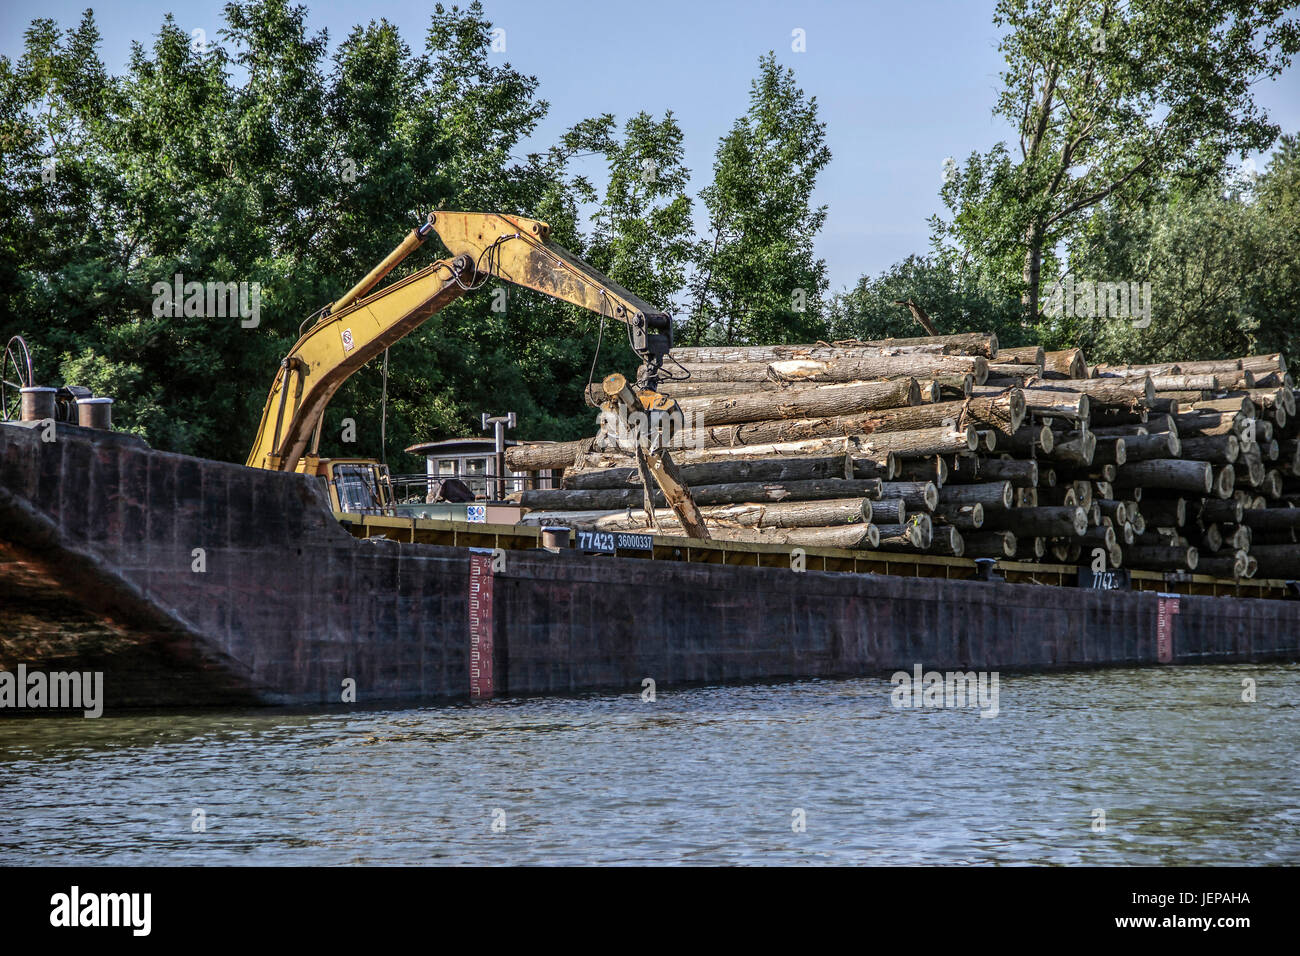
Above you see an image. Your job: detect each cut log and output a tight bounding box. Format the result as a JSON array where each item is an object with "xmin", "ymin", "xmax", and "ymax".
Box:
[
  {"xmin": 931, "ymin": 375, "xmax": 973, "ymax": 399},
  {"xmin": 1242, "ymin": 544, "xmax": 1300, "ymax": 577},
  {"xmin": 1172, "ymin": 411, "xmax": 1248, "ymax": 438},
  {"xmin": 1092, "ymin": 437, "xmax": 1126, "ymax": 467},
  {"xmin": 1043, "ymin": 429, "xmax": 1096, "ymax": 467},
  {"xmin": 845, "ymin": 332, "xmax": 999, "ymax": 358},
  {"xmin": 1196, "ymin": 550, "xmax": 1250, "ymax": 579},
  {"xmin": 896, "ymin": 456, "xmax": 948, "ymax": 486},
  {"xmin": 1241, "ymin": 506, "xmax": 1300, "ymax": 529},
  {"xmin": 997, "ymin": 345, "xmax": 1045, "ymax": 368},
  {"xmin": 939, "ymin": 481, "xmax": 1013, "ymax": 510},
  {"xmin": 857, "ymin": 426, "xmax": 979, "ymax": 459},
  {"xmin": 1121, "ymin": 430, "xmax": 1181, "ymax": 460},
  {"xmin": 963, "ymin": 530, "xmax": 1017, "ymax": 558},
  {"xmin": 932, "ymin": 502, "xmax": 984, "ymax": 530},
  {"xmin": 1115, "ymin": 460, "xmax": 1213, "ymax": 495},
  {"xmin": 671, "ymin": 354, "xmax": 990, "ymax": 385},
  {"xmin": 522, "ymin": 499, "xmax": 873, "ymax": 533},
  {"xmin": 670, "ymin": 377, "xmax": 922, "ymax": 426},
  {"xmin": 645, "ymin": 377, "xmax": 912, "ymax": 399},
  {"xmin": 1177, "ymin": 434, "xmax": 1240, "ymax": 464},
  {"xmin": 1214, "ymin": 464, "xmax": 1236, "ymax": 499},
  {"xmin": 520, "ymin": 477, "xmax": 884, "ymax": 511},
  {"xmin": 1124, "ymin": 545, "xmax": 1198, "ymax": 571},
  {"xmin": 1197, "ymin": 499, "xmax": 1242, "ymax": 524},
  {"xmin": 507, "ymin": 437, "xmax": 594, "ymax": 472},
  {"xmin": 1021, "ymin": 389, "xmax": 1091, "ymax": 421},
  {"xmin": 881, "ymin": 481, "xmax": 939, "ymax": 512},
  {"xmin": 1142, "ymin": 497, "xmax": 1186, "ymax": 527},
  {"xmin": 998, "ymin": 422, "xmax": 1055, "ymax": 456},
  {"xmin": 1047, "ymin": 376, "xmax": 1154, "ymax": 403},
  {"xmin": 870, "ymin": 499, "xmax": 908, "ymax": 525},
  {"xmin": 925, "ymin": 525, "xmax": 965, "ymax": 556},
  {"xmin": 976, "ymin": 458, "xmax": 1039, "ymax": 488},
  {"xmin": 987, "ymin": 363, "xmax": 1041, "ymax": 379},
  {"xmin": 874, "ymin": 514, "xmax": 933, "ymax": 549},
  {"xmin": 1043, "ymin": 348, "xmax": 1088, "ymax": 379},
  {"xmin": 1078, "ymin": 522, "xmax": 1118, "ymax": 550},
  {"xmin": 563, "ymin": 454, "xmax": 854, "ymax": 490},
  {"xmin": 982, "ymin": 506, "xmax": 1088, "ymax": 536}
]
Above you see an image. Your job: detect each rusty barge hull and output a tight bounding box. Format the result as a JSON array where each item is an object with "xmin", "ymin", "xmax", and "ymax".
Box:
[{"xmin": 1, "ymin": 421, "xmax": 1297, "ymax": 711}]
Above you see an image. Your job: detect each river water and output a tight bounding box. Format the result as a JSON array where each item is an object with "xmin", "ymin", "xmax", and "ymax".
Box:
[{"xmin": 1, "ymin": 664, "xmax": 1296, "ymax": 865}]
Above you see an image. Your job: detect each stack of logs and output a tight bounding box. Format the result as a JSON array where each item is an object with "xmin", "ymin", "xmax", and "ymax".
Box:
[{"xmin": 504, "ymin": 333, "xmax": 1300, "ymax": 580}]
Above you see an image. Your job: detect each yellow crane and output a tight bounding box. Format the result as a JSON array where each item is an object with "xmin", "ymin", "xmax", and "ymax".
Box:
[{"xmin": 244, "ymin": 212, "xmax": 706, "ymax": 530}]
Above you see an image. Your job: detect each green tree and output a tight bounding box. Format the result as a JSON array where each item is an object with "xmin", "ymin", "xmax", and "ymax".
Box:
[
  {"xmin": 0, "ymin": 1, "xmax": 615, "ymax": 467},
  {"xmin": 826, "ymin": 250, "xmax": 1026, "ymax": 346},
  {"xmin": 685, "ymin": 53, "xmax": 831, "ymax": 346},
  {"xmin": 933, "ymin": 0, "xmax": 1299, "ymax": 327},
  {"xmin": 1067, "ymin": 138, "xmax": 1300, "ymax": 364}
]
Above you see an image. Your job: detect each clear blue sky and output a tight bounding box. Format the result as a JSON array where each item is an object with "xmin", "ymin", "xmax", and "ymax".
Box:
[{"xmin": 4, "ymin": 0, "xmax": 1298, "ymax": 293}]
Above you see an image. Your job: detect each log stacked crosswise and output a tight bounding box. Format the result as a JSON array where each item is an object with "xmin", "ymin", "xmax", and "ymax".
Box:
[{"xmin": 506, "ymin": 336, "xmax": 1299, "ymax": 580}]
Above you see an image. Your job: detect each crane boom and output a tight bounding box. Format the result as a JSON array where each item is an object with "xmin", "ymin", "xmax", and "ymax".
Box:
[{"xmin": 246, "ymin": 212, "xmax": 673, "ymax": 473}]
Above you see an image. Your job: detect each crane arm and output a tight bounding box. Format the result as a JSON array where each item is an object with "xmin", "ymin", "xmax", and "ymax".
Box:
[{"xmin": 246, "ymin": 212, "xmax": 673, "ymax": 473}]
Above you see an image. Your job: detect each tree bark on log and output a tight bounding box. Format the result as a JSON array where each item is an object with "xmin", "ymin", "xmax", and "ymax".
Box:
[
  {"xmin": 563, "ymin": 453, "xmax": 855, "ymax": 490},
  {"xmin": 521, "ymin": 477, "xmax": 884, "ymax": 511},
  {"xmin": 1250, "ymin": 544, "xmax": 1300, "ymax": 577},
  {"xmin": 1020, "ymin": 389, "xmax": 1091, "ymax": 420},
  {"xmin": 669, "ymin": 378, "xmax": 921, "ymax": 426},
  {"xmin": 932, "ymin": 502, "xmax": 984, "ymax": 529},
  {"xmin": 938, "ymin": 481, "xmax": 1013, "ymax": 509},
  {"xmin": 981, "ymin": 506, "xmax": 1087, "ymax": 536},
  {"xmin": 974, "ymin": 458, "xmax": 1039, "ymax": 487},
  {"xmin": 1179, "ymin": 434, "xmax": 1240, "ymax": 464},
  {"xmin": 874, "ymin": 516, "xmax": 934, "ymax": 549},
  {"xmin": 1043, "ymin": 348, "xmax": 1088, "ymax": 378},
  {"xmin": 1043, "ymin": 429, "xmax": 1096, "ymax": 466},
  {"xmin": 1043, "ymin": 376, "xmax": 1154, "ymax": 403},
  {"xmin": 1241, "ymin": 506, "xmax": 1300, "ymax": 529},
  {"xmin": 1197, "ymin": 499, "xmax": 1242, "ymax": 524},
  {"xmin": 1197, "ymin": 550, "xmax": 1250, "ymax": 579},
  {"xmin": 997, "ymin": 423, "xmax": 1054, "ymax": 456},
  {"xmin": 1115, "ymin": 459, "xmax": 1213, "ymax": 494},
  {"xmin": 626, "ymin": 406, "xmax": 981, "ymax": 453},
  {"xmin": 1142, "ymin": 497, "xmax": 1187, "ymax": 528},
  {"xmin": 506, "ymin": 437, "xmax": 595, "ymax": 472},
  {"xmin": 931, "ymin": 375, "xmax": 972, "ymax": 399},
  {"xmin": 669, "ymin": 354, "xmax": 990, "ymax": 386},
  {"xmin": 1172, "ymin": 411, "xmax": 1248, "ymax": 438},
  {"xmin": 896, "ymin": 456, "xmax": 948, "ymax": 486},
  {"xmin": 1091, "ymin": 436, "xmax": 1126, "ymax": 467},
  {"xmin": 521, "ymin": 499, "xmax": 874, "ymax": 532},
  {"xmin": 997, "ymin": 345, "xmax": 1045, "ymax": 368},
  {"xmin": 925, "ymin": 525, "xmax": 965, "ymax": 556},
  {"xmin": 1120, "ymin": 431, "xmax": 1182, "ymax": 460},
  {"xmin": 1123, "ymin": 545, "xmax": 1198, "ymax": 571},
  {"xmin": 843, "ymin": 332, "xmax": 999, "ymax": 358},
  {"xmin": 869, "ymin": 499, "xmax": 908, "ymax": 525},
  {"xmin": 880, "ymin": 481, "xmax": 939, "ymax": 511},
  {"xmin": 963, "ymin": 531, "xmax": 1017, "ymax": 558}
]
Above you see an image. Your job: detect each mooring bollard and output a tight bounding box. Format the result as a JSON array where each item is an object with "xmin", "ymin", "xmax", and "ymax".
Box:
[
  {"xmin": 20, "ymin": 386, "xmax": 57, "ymax": 422},
  {"xmin": 76, "ymin": 396, "xmax": 113, "ymax": 430}
]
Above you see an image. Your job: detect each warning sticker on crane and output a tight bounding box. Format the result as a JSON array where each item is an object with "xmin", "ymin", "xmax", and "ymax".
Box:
[{"xmin": 341, "ymin": 328, "xmax": 354, "ymax": 351}]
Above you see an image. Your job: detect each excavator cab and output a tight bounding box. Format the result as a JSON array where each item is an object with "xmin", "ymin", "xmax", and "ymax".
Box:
[{"xmin": 313, "ymin": 459, "xmax": 395, "ymax": 514}]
